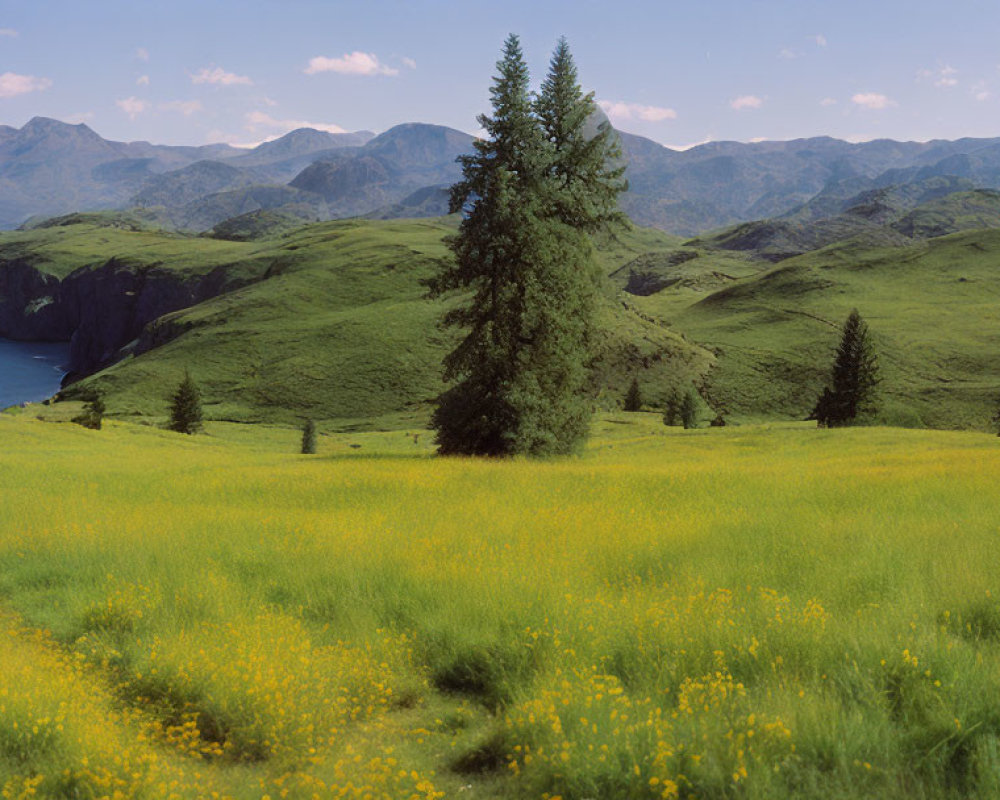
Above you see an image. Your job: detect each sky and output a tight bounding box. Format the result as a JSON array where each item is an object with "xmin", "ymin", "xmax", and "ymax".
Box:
[{"xmin": 0, "ymin": 0, "xmax": 998, "ymax": 150}]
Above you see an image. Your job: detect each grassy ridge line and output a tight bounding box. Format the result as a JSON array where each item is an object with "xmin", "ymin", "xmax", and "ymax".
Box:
[
  {"xmin": 4, "ymin": 414, "xmax": 1000, "ymax": 797},
  {"xmin": 51, "ymin": 217, "xmax": 712, "ymax": 426},
  {"xmin": 636, "ymin": 228, "xmax": 1000, "ymax": 428}
]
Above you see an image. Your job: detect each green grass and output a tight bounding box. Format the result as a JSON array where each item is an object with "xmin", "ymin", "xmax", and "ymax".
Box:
[
  {"xmin": 3, "ymin": 415, "xmax": 1000, "ymax": 797},
  {"xmin": 634, "ymin": 228, "xmax": 1000, "ymax": 429},
  {"xmin": 31, "ymin": 216, "xmax": 710, "ymax": 425}
]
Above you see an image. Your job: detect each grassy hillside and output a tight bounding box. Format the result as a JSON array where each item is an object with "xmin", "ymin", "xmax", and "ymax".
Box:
[
  {"xmin": 4, "ymin": 415, "xmax": 1000, "ymax": 798},
  {"xmin": 37, "ymin": 217, "xmax": 712, "ymax": 426},
  {"xmin": 0, "ymin": 211, "xmax": 256, "ymax": 279},
  {"xmin": 632, "ymin": 229, "xmax": 1000, "ymax": 428}
]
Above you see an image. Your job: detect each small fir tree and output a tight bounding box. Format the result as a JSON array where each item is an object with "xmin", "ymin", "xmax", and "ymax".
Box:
[
  {"xmin": 662, "ymin": 390, "xmax": 682, "ymax": 426},
  {"xmin": 623, "ymin": 377, "xmax": 642, "ymax": 412},
  {"xmin": 812, "ymin": 309, "xmax": 880, "ymax": 427},
  {"xmin": 301, "ymin": 419, "xmax": 317, "ymax": 454},
  {"xmin": 168, "ymin": 371, "xmax": 202, "ymax": 434},
  {"xmin": 680, "ymin": 390, "xmax": 699, "ymax": 430}
]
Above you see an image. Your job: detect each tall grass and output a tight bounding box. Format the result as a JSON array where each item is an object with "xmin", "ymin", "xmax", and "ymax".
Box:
[{"xmin": 2, "ymin": 414, "xmax": 1000, "ymax": 797}]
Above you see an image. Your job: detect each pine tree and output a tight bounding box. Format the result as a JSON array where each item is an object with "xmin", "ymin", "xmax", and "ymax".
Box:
[
  {"xmin": 301, "ymin": 419, "xmax": 317, "ymax": 454},
  {"xmin": 168, "ymin": 371, "xmax": 203, "ymax": 434},
  {"xmin": 535, "ymin": 36, "xmax": 627, "ymax": 231},
  {"xmin": 680, "ymin": 390, "xmax": 699, "ymax": 430},
  {"xmin": 812, "ymin": 309, "xmax": 880, "ymax": 427},
  {"xmin": 662, "ymin": 390, "xmax": 682, "ymax": 426},
  {"xmin": 430, "ymin": 35, "xmax": 620, "ymax": 456},
  {"xmin": 623, "ymin": 377, "xmax": 642, "ymax": 411}
]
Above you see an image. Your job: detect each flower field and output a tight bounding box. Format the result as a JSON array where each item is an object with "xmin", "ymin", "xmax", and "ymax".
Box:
[{"xmin": 2, "ymin": 413, "xmax": 1000, "ymax": 798}]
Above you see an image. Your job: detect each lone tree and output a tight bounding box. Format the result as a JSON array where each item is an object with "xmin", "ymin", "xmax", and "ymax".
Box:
[
  {"xmin": 680, "ymin": 390, "xmax": 699, "ymax": 430},
  {"xmin": 168, "ymin": 371, "xmax": 203, "ymax": 434},
  {"xmin": 812, "ymin": 309, "xmax": 880, "ymax": 427},
  {"xmin": 430, "ymin": 35, "xmax": 624, "ymax": 456},
  {"xmin": 301, "ymin": 419, "xmax": 317, "ymax": 454},
  {"xmin": 623, "ymin": 377, "xmax": 642, "ymax": 412},
  {"xmin": 663, "ymin": 390, "xmax": 682, "ymax": 426}
]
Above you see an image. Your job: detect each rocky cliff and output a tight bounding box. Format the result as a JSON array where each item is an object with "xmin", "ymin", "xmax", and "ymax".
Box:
[{"xmin": 0, "ymin": 257, "xmax": 259, "ymax": 383}]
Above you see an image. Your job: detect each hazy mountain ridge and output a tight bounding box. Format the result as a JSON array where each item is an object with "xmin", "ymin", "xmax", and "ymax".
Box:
[{"xmin": 3, "ymin": 116, "xmax": 1000, "ymax": 235}]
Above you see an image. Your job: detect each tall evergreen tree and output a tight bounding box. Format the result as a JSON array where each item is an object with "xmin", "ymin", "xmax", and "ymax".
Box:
[
  {"xmin": 536, "ymin": 36, "xmax": 627, "ymax": 231},
  {"xmin": 301, "ymin": 418, "xmax": 317, "ymax": 454},
  {"xmin": 680, "ymin": 390, "xmax": 699, "ymax": 430},
  {"xmin": 168, "ymin": 371, "xmax": 203, "ymax": 434},
  {"xmin": 430, "ymin": 35, "xmax": 620, "ymax": 456},
  {"xmin": 812, "ymin": 309, "xmax": 880, "ymax": 427},
  {"xmin": 623, "ymin": 377, "xmax": 642, "ymax": 412}
]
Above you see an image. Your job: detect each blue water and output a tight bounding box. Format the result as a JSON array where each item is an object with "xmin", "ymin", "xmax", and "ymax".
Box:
[{"xmin": 0, "ymin": 338, "xmax": 71, "ymax": 409}]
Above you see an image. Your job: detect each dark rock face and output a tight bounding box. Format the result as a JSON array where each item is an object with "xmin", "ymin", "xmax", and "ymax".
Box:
[
  {"xmin": 0, "ymin": 257, "xmax": 257, "ymax": 382},
  {"xmin": 0, "ymin": 260, "xmax": 75, "ymax": 340}
]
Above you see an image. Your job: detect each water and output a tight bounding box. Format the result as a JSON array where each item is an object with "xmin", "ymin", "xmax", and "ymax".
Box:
[{"xmin": 0, "ymin": 338, "xmax": 71, "ymax": 409}]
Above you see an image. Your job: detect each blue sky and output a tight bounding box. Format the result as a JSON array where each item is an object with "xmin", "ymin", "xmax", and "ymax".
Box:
[{"xmin": 0, "ymin": 0, "xmax": 997, "ymax": 149}]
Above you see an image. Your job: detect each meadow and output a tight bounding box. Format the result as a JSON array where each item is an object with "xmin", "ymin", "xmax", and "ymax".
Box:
[{"xmin": 2, "ymin": 412, "xmax": 1000, "ymax": 798}]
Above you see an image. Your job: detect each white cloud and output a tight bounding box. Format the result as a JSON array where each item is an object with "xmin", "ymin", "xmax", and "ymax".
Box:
[
  {"xmin": 778, "ymin": 48, "xmax": 800, "ymax": 60},
  {"xmin": 116, "ymin": 96, "xmax": 148, "ymax": 119},
  {"xmin": 598, "ymin": 100, "xmax": 677, "ymax": 122},
  {"xmin": 401, "ymin": 56, "xmax": 416, "ymax": 70},
  {"xmin": 191, "ymin": 66, "xmax": 253, "ymax": 86},
  {"xmin": 918, "ymin": 64, "xmax": 959, "ymax": 88},
  {"xmin": 820, "ymin": 97, "xmax": 838, "ymax": 107},
  {"xmin": 0, "ymin": 28, "xmax": 17, "ymax": 37},
  {"xmin": 159, "ymin": 100, "xmax": 203, "ymax": 116},
  {"xmin": 64, "ymin": 111, "xmax": 95, "ymax": 124},
  {"xmin": 136, "ymin": 47, "xmax": 149, "ymax": 62},
  {"xmin": 749, "ymin": 137, "xmax": 768, "ymax": 143},
  {"xmin": 730, "ymin": 95, "xmax": 763, "ymax": 110},
  {"xmin": 976, "ymin": 90, "xmax": 991, "ymax": 101},
  {"xmin": 813, "ymin": 34, "xmax": 827, "ymax": 47},
  {"xmin": 136, "ymin": 74, "xmax": 150, "ymax": 86},
  {"xmin": 972, "ymin": 81, "xmax": 990, "ymax": 102},
  {"xmin": 851, "ymin": 92, "xmax": 894, "ymax": 109},
  {"xmin": 0, "ymin": 72, "xmax": 52, "ymax": 98},
  {"xmin": 304, "ymin": 51, "xmax": 399, "ymax": 77},
  {"xmin": 245, "ymin": 110, "xmax": 347, "ymax": 136}
]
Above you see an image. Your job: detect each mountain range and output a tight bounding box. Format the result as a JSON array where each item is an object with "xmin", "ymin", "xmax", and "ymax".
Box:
[{"xmin": 3, "ymin": 116, "xmax": 1000, "ymax": 236}]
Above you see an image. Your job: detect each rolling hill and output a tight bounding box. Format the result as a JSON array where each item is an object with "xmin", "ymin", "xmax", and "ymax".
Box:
[{"xmin": 0, "ymin": 214, "xmax": 714, "ymax": 427}]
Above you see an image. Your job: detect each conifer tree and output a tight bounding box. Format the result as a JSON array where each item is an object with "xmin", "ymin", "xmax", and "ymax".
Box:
[
  {"xmin": 812, "ymin": 309, "xmax": 880, "ymax": 427},
  {"xmin": 663, "ymin": 390, "xmax": 682, "ymax": 426},
  {"xmin": 301, "ymin": 418, "xmax": 317, "ymax": 454},
  {"xmin": 623, "ymin": 377, "xmax": 642, "ymax": 411},
  {"xmin": 430, "ymin": 35, "xmax": 621, "ymax": 456},
  {"xmin": 680, "ymin": 390, "xmax": 699, "ymax": 429},
  {"xmin": 168, "ymin": 371, "xmax": 203, "ymax": 434},
  {"xmin": 536, "ymin": 36, "xmax": 627, "ymax": 231}
]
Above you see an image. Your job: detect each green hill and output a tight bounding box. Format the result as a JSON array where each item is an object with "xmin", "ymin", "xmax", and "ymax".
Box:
[
  {"xmin": 0, "ymin": 216, "xmax": 712, "ymax": 427},
  {"xmin": 7, "ymin": 208, "xmax": 1000, "ymax": 432},
  {"xmin": 630, "ymin": 228, "xmax": 1000, "ymax": 429}
]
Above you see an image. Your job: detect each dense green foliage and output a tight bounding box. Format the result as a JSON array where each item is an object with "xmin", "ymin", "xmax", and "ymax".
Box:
[
  {"xmin": 431, "ymin": 36, "xmax": 623, "ymax": 456},
  {"xmin": 680, "ymin": 389, "xmax": 699, "ymax": 429},
  {"xmin": 300, "ymin": 418, "xmax": 317, "ymax": 454},
  {"xmin": 812, "ymin": 310, "xmax": 880, "ymax": 426},
  {"xmin": 623, "ymin": 376, "xmax": 642, "ymax": 411},
  {"xmin": 168, "ymin": 372, "xmax": 203, "ymax": 434}
]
